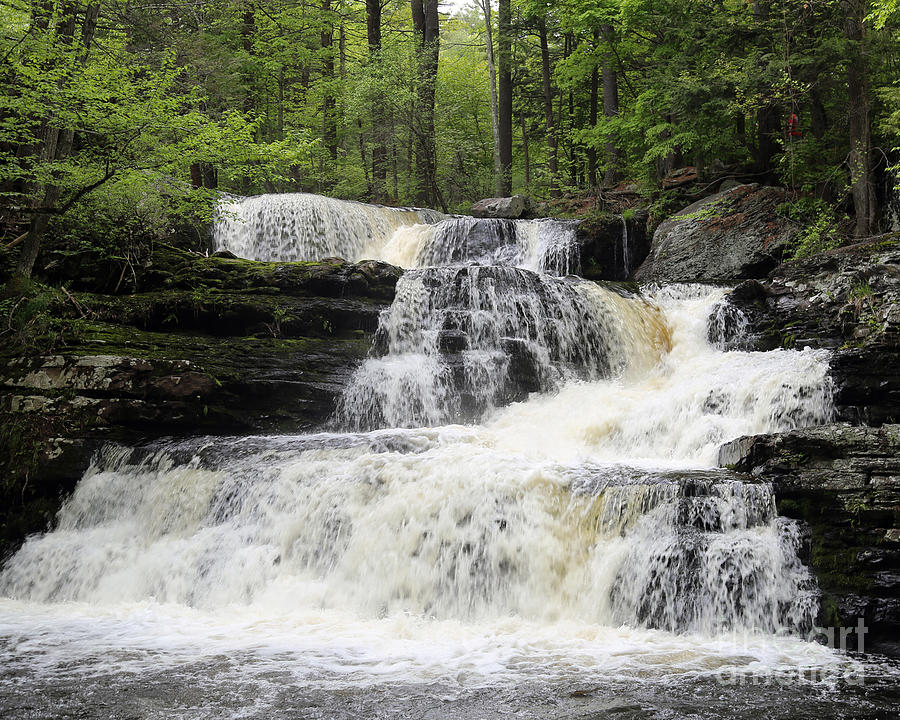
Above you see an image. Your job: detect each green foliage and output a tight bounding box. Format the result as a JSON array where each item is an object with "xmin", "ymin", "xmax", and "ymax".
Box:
[
  {"xmin": 0, "ymin": 283, "xmax": 74, "ymax": 352},
  {"xmin": 778, "ymin": 198, "xmax": 845, "ymax": 258},
  {"xmin": 850, "ymin": 280, "xmax": 873, "ymax": 300},
  {"xmin": 2, "ymin": 0, "xmax": 900, "ymax": 252}
]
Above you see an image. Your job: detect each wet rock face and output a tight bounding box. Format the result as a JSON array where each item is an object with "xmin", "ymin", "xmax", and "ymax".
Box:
[
  {"xmin": 470, "ymin": 194, "xmax": 531, "ymax": 219},
  {"xmin": 635, "ymin": 184, "xmax": 796, "ymax": 283},
  {"xmin": 0, "ymin": 245, "xmax": 401, "ymax": 558},
  {"xmin": 719, "ymin": 425, "xmax": 900, "ymax": 646},
  {"xmin": 709, "ymin": 238, "xmax": 900, "ymax": 424},
  {"xmin": 575, "ymin": 211, "xmax": 651, "ymax": 281}
]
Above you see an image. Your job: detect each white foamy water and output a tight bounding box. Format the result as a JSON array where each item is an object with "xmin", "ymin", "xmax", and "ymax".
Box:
[
  {"xmin": 484, "ymin": 284, "xmax": 833, "ymax": 466},
  {"xmin": 336, "ymin": 267, "xmax": 670, "ymax": 429},
  {"xmin": 0, "ymin": 284, "xmax": 846, "ymax": 693},
  {"xmin": 213, "ymin": 193, "xmax": 580, "ymax": 274}
]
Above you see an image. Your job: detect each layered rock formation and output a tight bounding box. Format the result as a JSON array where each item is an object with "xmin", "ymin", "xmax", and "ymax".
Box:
[
  {"xmin": 719, "ymin": 425, "xmax": 900, "ymax": 648},
  {"xmin": 0, "ymin": 245, "xmax": 400, "ymax": 557},
  {"xmin": 710, "ymin": 237, "xmax": 900, "ymax": 424},
  {"xmin": 714, "ymin": 236, "xmax": 900, "ymax": 647}
]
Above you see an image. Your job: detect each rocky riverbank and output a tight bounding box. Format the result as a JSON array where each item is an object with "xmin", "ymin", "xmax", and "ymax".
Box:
[
  {"xmin": 708, "ymin": 235, "xmax": 900, "ymax": 647},
  {"xmin": 709, "ymin": 237, "xmax": 900, "ymax": 424},
  {"xmin": 719, "ymin": 425, "xmax": 900, "ymax": 650},
  {"xmin": 0, "ymin": 244, "xmax": 400, "ymax": 558}
]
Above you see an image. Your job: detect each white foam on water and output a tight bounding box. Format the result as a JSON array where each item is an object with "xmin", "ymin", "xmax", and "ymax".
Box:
[{"xmin": 213, "ymin": 193, "xmax": 580, "ymax": 273}]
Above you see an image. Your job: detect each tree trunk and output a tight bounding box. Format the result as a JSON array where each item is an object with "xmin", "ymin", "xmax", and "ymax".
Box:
[
  {"xmin": 481, "ymin": 0, "xmax": 502, "ymax": 196},
  {"xmin": 366, "ymin": 0, "xmax": 387, "ymax": 201},
  {"xmin": 587, "ymin": 29, "xmax": 599, "ymax": 188},
  {"xmin": 600, "ymin": 24, "xmax": 620, "ymax": 187},
  {"xmin": 521, "ymin": 112, "xmax": 530, "ymax": 191},
  {"xmin": 358, "ymin": 118, "xmax": 372, "ymax": 198},
  {"xmin": 843, "ymin": 0, "xmax": 877, "ymax": 236},
  {"xmin": 241, "ymin": 2, "xmax": 255, "ymax": 116},
  {"xmin": 497, "ymin": 0, "xmax": 513, "ymax": 196},
  {"xmin": 538, "ymin": 18, "xmax": 559, "ymax": 197},
  {"xmin": 411, "ymin": 0, "xmax": 441, "ymax": 208},
  {"xmin": 321, "ymin": 0, "xmax": 337, "ymax": 162},
  {"xmin": 752, "ymin": 0, "xmax": 779, "ymax": 180}
]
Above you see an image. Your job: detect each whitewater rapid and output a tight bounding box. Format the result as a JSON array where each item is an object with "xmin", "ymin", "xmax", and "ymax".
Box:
[
  {"xmin": 213, "ymin": 193, "xmax": 581, "ymax": 274},
  {"xmin": 0, "ymin": 285, "xmax": 843, "ymax": 683}
]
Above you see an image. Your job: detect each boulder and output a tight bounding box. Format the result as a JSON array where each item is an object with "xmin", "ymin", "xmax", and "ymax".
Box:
[
  {"xmin": 635, "ymin": 184, "xmax": 796, "ymax": 283},
  {"xmin": 719, "ymin": 424, "xmax": 900, "ymax": 646},
  {"xmin": 471, "ymin": 194, "xmax": 531, "ymax": 219}
]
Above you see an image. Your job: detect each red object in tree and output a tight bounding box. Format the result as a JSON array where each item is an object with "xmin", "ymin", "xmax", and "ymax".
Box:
[{"xmin": 788, "ymin": 113, "xmax": 802, "ymax": 138}]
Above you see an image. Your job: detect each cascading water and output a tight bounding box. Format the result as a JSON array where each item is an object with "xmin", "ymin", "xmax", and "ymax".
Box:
[
  {"xmin": 336, "ymin": 266, "xmax": 669, "ymax": 429},
  {"xmin": 213, "ymin": 193, "xmax": 580, "ymax": 274},
  {"xmin": 212, "ymin": 192, "xmax": 445, "ymax": 262},
  {"xmin": 619, "ymin": 214, "xmax": 632, "ymax": 278},
  {"xmin": 2, "ymin": 193, "xmax": 895, "ymax": 719}
]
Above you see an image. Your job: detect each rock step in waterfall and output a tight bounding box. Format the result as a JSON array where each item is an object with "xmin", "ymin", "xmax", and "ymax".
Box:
[
  {"xmin": 0, "ymin": 439, "xmax": 815, "ymax": 635},
  {"xmin": 336, "ymin": 266, "xmax": 672, "ymax": 429}
]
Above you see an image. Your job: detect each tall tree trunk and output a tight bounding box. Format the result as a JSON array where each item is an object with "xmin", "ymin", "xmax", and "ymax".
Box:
[
  {"xmin": 17, "ymin": 3, "xmax": 100, "ymax": 279},
  {"xmin": 366, "ymin": 0, "xmax": 387, "ymax": 201},
  {"xmin": 521, "ymin": 112, "xmax": 530, "ymax": 191},
  {"xmin": 277, "ymin": 66, "xmax": 285, "ymax": 141},
  {"xmin": 600, "ymin": 24, "xmax": 620, "ymax": 187},
  {"xmin": 480, "ymin": 0, "xmax": 502, "ymax": 196},
  {"xmin": 752, "ymin": 0, "xmax": 778, "ymax": 180},
  {"xmin": 358, "ymin": 118, "xmax": 372, "ymax": 197},
  {"xmin": 391, "ymin": 110, "xmax": 399, "ymax": 199},
  {"xmin": 321, "ymin": 0, "xmax": 337, "ymax": 162},
  {"xmin": 241, "ymin": 2, "xmax": 255, "ymax": 115},
  {"xmin": 497, "ymin": 0, "xmax": 513, "ymax": 195},
  {"xmin": 239, "ymin": 2, "xmax": 256, "ymax": 191},
  {"xmin": 843, "ymin": 0, "xmax": 877, "ymax": 236},
  {"xmin": 587, "ymin": 29, "xmax": 599, "ymax": 188},
  {"xmin": 538, "ymin": 18, "xmax": 559, "ymax": 197},
  {"xmin": 411, "ymin": 0, "xmax": 442, "ymax": 209},
  {"xmin": 565, "ymin": 33, "xmax": 578, "ymax": 188}
]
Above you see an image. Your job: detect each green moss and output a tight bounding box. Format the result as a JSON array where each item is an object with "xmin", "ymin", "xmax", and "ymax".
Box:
[
  {"xmin": 776, "ymin": 449, "xmax": 808, "ymax": 466},
  {"xmin": 776, "ymin": 495, "xmax": 874, "ymax": 623}
]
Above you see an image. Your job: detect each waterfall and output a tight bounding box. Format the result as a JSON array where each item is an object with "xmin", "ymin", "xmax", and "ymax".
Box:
[
  {"xmin": 2, "ymin": 191, "xmax": 868, "ymax": 712},
  {"xmin": 336, "ymin": 267, "xmax": 669, "ymax": 429},
  {"xmin": 620, "ymin": 215, "xmax": 632, "ymax": 278},
  {"xmin": 212, "ymin": 193, "xmax": 580, "ymax": 274},
  {"xmin": 212, "ymin": 193, "xmax": 444, "ymax": 263},
  {"xmin": 0, "ymin": 445, "xmax": 815, "ymax": 637},
  {"xmin": 0, "ymin": 285, "xmax": 833, "ymax": 629}
]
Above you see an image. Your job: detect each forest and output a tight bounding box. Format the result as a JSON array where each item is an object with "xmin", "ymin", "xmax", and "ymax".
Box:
[{"xmin": 1, "ymin": 0, "xmax": 899, "ymax": 278}]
